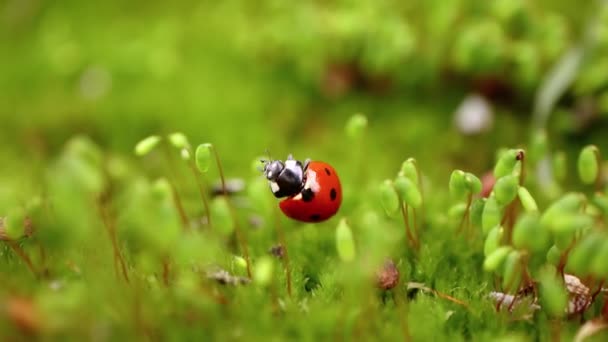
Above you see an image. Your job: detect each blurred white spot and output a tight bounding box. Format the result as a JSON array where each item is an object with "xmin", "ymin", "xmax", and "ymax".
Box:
[
  {"xmin": 79, "ymin": 66, "xmax": 111, "ymax": 100},
  {"xmin": 454, "ymin": 93, "xmax": 494, "ymax": 135}
]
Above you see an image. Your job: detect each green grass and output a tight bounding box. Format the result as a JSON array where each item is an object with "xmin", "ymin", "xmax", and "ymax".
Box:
[{"xmin": 2, "ymin": 1, "xmax": 608, "ymax": 341}]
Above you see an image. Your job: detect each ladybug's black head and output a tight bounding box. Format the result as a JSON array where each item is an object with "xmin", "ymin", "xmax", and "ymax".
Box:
[
  {"xmin": 261, "ymin": 155, "xmax": 306, "ymax": 198},
  {"xmin": 262, "ymin": 160, "xmax": 285, "ymax": 182}
]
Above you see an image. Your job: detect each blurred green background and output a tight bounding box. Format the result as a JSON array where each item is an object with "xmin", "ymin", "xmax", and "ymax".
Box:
[
  {"xmin": 3, "ymin": 0, "xmax": 608, "ymax": 340},
  {"xmin": 2, "ymin": 0, "xmax": 607, "ymax": 178}
]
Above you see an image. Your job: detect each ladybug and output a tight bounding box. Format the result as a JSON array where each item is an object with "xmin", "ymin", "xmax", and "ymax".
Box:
[{"xmin": 262, "ymin": 154, "xmax": 342, "ymax": 222}]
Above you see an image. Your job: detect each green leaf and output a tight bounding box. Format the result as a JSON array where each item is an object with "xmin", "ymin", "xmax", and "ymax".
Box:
[
  {"xmin": 567, "ymin": 232, "xmax": 604, "ymax": 277},
  {"xmin": 336, "ymin": 218, "xmax": 356, "ymax": 262},
  {"xmin": 494, "ymin": 175, "xmax": 519, "ymax": 205},
  {"xmin": 195, "ymin": 143, "xmax": 212, "ymax": 173},
  {"xmin": 517, "ymin": 186, "xmax": 538, "ymax": 212},
  {"xmin": 482, "ymin": 196, "xmax": 501, "ymax": 234},
  {"xmin": 483, "ymin": 246, "xmax": 512, "ymax": 272},
  {"xmin": 470, "ymin": 198, "xmax": 486, "ymax": 228},
  {"xmin": 541, "ymin": 193, "xmax": 585, "ymax": 228},
  {"xmin": 345, "ymin": 113, "xmax": 368, "ymax": 139},
  {"xmin": 513, "ymin": 213, "xmax": 548, "ymax": 253},
  {"xmin": 578, "ymin": 145, "xmax": 599, "ymax": 185},
  {"xmin": 135, "ymin": 135, "xmax": 162, "ymax": 156},
  {"xmin": 484, "ymin": 225, "xmax": 503, "ymax": 256},
  {"xmin": 502, "ymin": 250, "xmax": 522, "ymax": 293},
  {"xmin": 394, "ymin": 176, "xmax": 422, "ymax": 209},
  {"xmin": 379, "ymin": 180, "xmax": 400, "ymax": 216},
  {"xmin": 590, "ymin": 239, "xmax": 608, "ymax": 278},
  {"xmin": 538, "ymin": 267, "xmax": 568, "ymax": 318},
  {"xmin": 546, "ymin": 245, "xmax": 562, "ymax": 266}
]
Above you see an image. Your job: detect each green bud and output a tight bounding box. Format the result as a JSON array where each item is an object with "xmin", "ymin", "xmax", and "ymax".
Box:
[
  {"xmin": 578, "ymin": 145, "xmax": 599, "ymax": 185},
  {"xmin": 567, "ymin": 232, "xmax": 604, "ymax": 276},
  {"xmin": 345, "ymin": 113, "xmax": 368, "ymax": 139},
  {"xmin": 482, "ymin": 196, "xmax": 502, "ymax": 234},
  {"xmin": 538, "ymin": 267, "xmax": 567, "ymax": 318},
  {"xmin": 548, "ymin": 214, "xmax": 592, "ymax": 235},
  {"xmin": 449, "ymin": 203, "xmax": 467, "ymax": 221},
  {"xmin": 66, "ymin": 136, "xmax": 103, "ymax": 168},
  {"xmin": 254, "ymin": 256, "xmax": 274, "ymax": 286},
  {"xmin": 394, "ymin": 176, "xmax": 422, "ymax": 209},
  {"xmin": 512, "ymin": 213, "xmax": 548, "ymax": 253},
  {"xmin": 464, "ymin": 172, "xmax": 482, "ymax": 194},
  {"xmin": 379, "ymin": 180, "xmax": 400, "ymax": 216},
  {"xmin": 590, "ymin": 239, "xmax": 608, "ymax": 278},
  {"xmin": 517, "ymin": 186, "xmax": 538, "ymax": 212},
  {"xmin": 400, "ymin": 158, "xmax": 419, "ymax": 185},
  {"xmin": 449, "ymin": 170, "xmax": 467, "ymax": 199},
  {"xmin": 168, "ymin": 132, "xmax": 190, "ymax": 150},
  {"xmin": 502, "ymin": 250, "xmax": 522, "ymax": 293},
  {"xmin": 195, "ymin": 143, "xmax": 212, "ymax": 173},
  {"xmin": 546, "ymin": 245, "xmax": 562, "ymax": 266},
  {"xmin": 336, "ymin": 218, "xmax": 356, "ymax": 262},
  {"xmin": 541, "ymin": 193, "xmax": 585, "ymax": 228},
  {"xmin": 233, "ymin": 255, "xmax": 248, "ymax": 271},
  {"xmin": 470, "ymin": 198, "xmax": 486, "ymax": 228},
  {"xmin": 484, "ymin": 225, "xmax": 503, "ymax": 256},
  {"xmin": 484, "ymin": 246, "xmax": 512, "ymax": 272},
  {"xmin": 151, "ymin": 178, "xmax": 172, "ymax": 201},
  {"xmin": 135, "ymin": 135, "xmax": 162, "ymax": 156},
  {"xmin": 494, "ymin": 149, "xmax": 522, "ymax": 178},
  {"xmin": 494, "ymin": 175, "xmax": 519, "ymax": 205},
  {"xmin": 552, "ymin": 151, "xmax": 567, "ymax": 182}
]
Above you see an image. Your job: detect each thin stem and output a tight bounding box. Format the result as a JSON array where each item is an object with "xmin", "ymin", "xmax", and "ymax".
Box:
[
  {"xmin": 98, "ymin": 198, "xmax": 130, "ymax": 283},
  {"xmin": 400, "ymin": 202, "xmax": 415, "ymax": 249},
  {"xmin": 7, "ymin": 241, "xmax": 38, "ymax": 278},
  {"xmin": 162, "ymin": 257, "xmax": 170, "ymax": 287},
  {"xmin": 517, "ymin": 150, "xmax": 526, "ymax": 186},
  {"xmin": 211, "ymin": 145, "xmax": 252, "ymax": 279},
  {"xmin": 594, "ymin": 148, "xmax": 603, "ymax": 192},
  {"xmin": 162, "ymin": 144, "xmax": 190, "ymax": 230},
  {"xmin": 412, "ymin": 208, "xmax": 420, "ymax": 248},
  {"xmin": 274, "ymin": 207, "xmax": 292, "ymax": 297},
  {"xmin": 188, "ymin": 161, "xmax": 213, "ymax": 229},
  {"xmin": 457, "ymin": 193, "xmax": 473, "ymax": 235}
]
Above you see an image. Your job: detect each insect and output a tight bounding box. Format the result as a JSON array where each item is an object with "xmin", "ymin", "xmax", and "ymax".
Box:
[{"xmin": 261, "ymin": 154, "xmax": 342, "ymax": 222}]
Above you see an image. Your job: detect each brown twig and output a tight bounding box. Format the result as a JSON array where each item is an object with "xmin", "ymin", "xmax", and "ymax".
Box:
[{"xmin": 7, "ymin": 242, "xmax": 38, "ymax": 278}]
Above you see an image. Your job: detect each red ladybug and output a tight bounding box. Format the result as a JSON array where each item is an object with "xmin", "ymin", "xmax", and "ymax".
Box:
[{"xmin": 262, "ymin": 154, "xmax": 342, "ymax": 222}]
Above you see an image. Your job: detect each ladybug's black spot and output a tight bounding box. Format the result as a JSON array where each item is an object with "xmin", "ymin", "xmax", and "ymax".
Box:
[
  {"xmin": 330, "ymin": 188, "xmax": 337, "ymax": 201},
  {"xmin": 324, "ymin": 168, "xmax": 331, "ymax": 176},
  {"xmin": 301, "ymin": 188, "xmax": 315, "ymax": 202},
  {"xmin": 309, "ymin": 214, "xmax": 322, "ymax": 221}
]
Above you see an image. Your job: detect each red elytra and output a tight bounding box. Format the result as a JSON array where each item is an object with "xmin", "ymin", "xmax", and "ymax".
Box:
[{"xmin": 279, "ymin": 161, "xmax": 342, "ymax": 223}]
